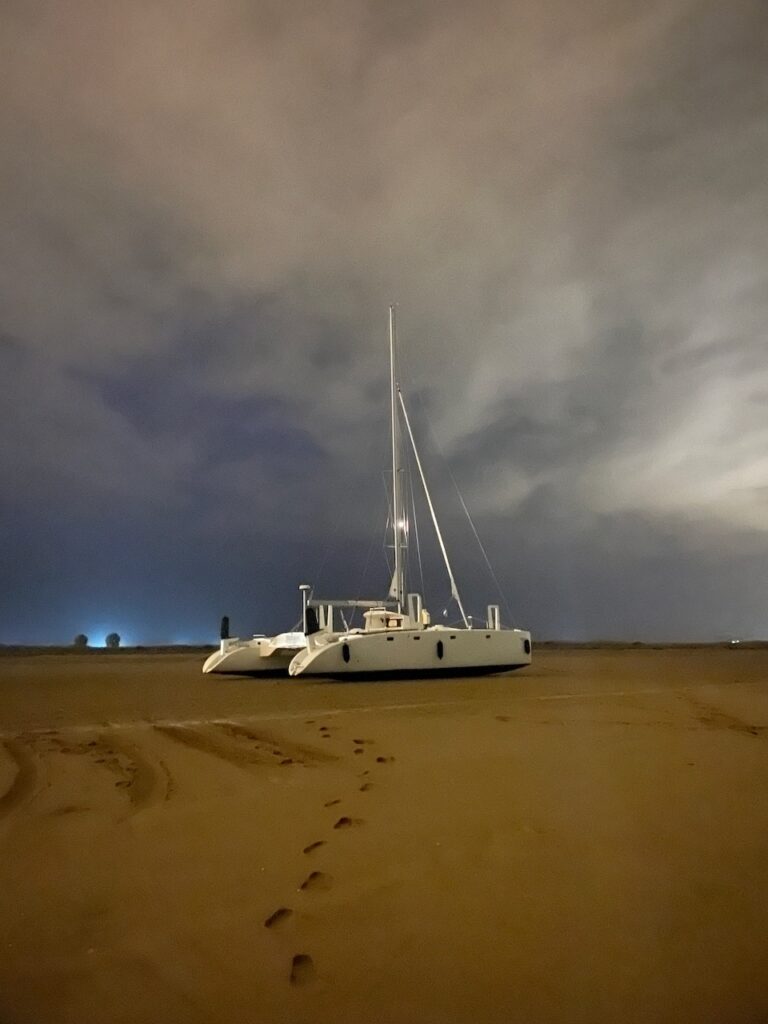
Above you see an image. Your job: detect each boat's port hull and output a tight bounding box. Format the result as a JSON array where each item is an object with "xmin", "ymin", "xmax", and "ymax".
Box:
[
  {"xmin": 212, "ymin": 669, "xmax": 292, "ymax": 677},
  {"xmin": 202, "ymin": 638, "xmax": 298, "ymax": 676}
]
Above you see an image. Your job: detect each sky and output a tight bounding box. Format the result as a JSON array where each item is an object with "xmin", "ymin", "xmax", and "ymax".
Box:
[{"xmin": 1, "ymin": 0, "xmax": 767, "ymax": 644}]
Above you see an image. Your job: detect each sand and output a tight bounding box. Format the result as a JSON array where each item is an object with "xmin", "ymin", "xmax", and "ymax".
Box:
[{"xmin": 1, "ymin": 647, "xmax": 768, "ymax": 1023}]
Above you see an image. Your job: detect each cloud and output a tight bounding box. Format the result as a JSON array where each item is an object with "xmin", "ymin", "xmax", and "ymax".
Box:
[
  {"xmin": 1, "ymin": 0, "xmax": 767, "ymax": 640},
  {"xmin": 0, "ymin": 336, "xmax": 197, "ymax": 511}
]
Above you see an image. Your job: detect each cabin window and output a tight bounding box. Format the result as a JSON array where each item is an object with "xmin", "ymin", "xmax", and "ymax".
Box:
[
  {"xmin": 386, "ymin": 636, "xmax": 394, "ymax": 642},
  {"xmin": 524, "ymin": 639, "xmax": 531, "ymax": 654},
  {"xmin": 436, "ymin": 641, "xmax": 444, "ymax": 659},
  {"xmin": 413, "ymin": 635, "xmax": 420, "ymax": 640},
  {"xmin": 449, "ymin": 635, "xmax": 456, "ymax": 640},
  {"xmin": 485, "ymin": 634, "xmax": 491, "ymax": 639},
  {"xmin": 342, "ymin": 643, "xmax": 350, "ymax": 663}
]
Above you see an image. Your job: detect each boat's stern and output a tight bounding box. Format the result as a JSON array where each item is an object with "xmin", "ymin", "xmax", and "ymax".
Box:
[{"xmin": 513, "ymin": 628, "xmax": 533, "ymax": 666}]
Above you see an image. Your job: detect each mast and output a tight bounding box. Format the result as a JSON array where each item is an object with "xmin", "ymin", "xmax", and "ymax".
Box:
[{"xmin": 389, "ymin": 305, "xmax": 405, "ymax": 610}]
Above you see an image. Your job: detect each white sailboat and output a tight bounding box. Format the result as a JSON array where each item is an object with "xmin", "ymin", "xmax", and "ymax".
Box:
[
  {"xmin": 287, "ymin": 306, "xmax": 532, "ymax": 679},
  {"xmin": 203, "ymin": 306, "xmax": 531, "ymax": 679}
]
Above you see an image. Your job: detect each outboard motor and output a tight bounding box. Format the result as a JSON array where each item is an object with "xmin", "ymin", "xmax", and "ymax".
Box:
[{"xmin": 305, "ymin": 606, "xmax": 321, "ymax": 636}]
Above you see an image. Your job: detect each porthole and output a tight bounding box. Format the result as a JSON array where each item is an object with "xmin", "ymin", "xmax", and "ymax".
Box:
[
  {"xmin": 436, "ymin": 640, "xmax": 444, "ymax": 659},
  {"xmin": 524, "ymin": 638, "xmax": 531, "ymax": 655},
  {"xmin": 342, "ymin": 642, "xmax": 350, "ymax": 663},
  {"xmin": 485, "ymin": 634, "xmax": 491, "ymax": 639}
]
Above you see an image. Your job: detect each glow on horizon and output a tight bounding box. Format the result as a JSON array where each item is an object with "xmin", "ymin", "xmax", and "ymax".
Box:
[
  {"xmin": 78, "ymin": 627, "xmax": 216, "ymax": 647},
  {"xmin": 83, "ymin": 627, "xmax": 134, "ymax": 648}
]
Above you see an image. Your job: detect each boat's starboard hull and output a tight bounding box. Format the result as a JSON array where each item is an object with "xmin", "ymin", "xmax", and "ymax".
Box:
[
  {"xmin": 297, "ymin": 663, "xmax": 529, "ymax": 681},
  {"xmin": 288, "ymin": 627, "xmax": 531, "ymax": 679}
]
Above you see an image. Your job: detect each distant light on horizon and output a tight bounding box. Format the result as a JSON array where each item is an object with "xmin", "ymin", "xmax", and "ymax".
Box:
[
  {"xmin": 80, "ymin": 627, "xmax": 216, "ymax": 647},
  {"xmin": 84, "ymin": 627, "xmax": 134, "ymax": 648}
]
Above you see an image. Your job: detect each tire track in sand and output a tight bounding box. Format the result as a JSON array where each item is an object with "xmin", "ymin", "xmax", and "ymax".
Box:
[
  {"xmin": 154, "ymin": 722, "xmax": 339, "ymax": 773},
  {"xmin": 100, "ymin": 735, "xmax": 171, "ymax": 812},
  {"xmin": 34, "ymin": 732, "xmax": 171, "ymax": 816},
  {"xmin": 0, "ymin": 739, "xmax": 39, "ymax": 817},
  {"xmin": 153, "ymin": 724, "xmax": 272, "ymax": 770}
]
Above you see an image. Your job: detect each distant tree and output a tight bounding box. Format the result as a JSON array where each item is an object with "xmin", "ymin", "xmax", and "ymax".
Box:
[
  {"xmin": 105, "ymin": 632, "xmax": 121, "ymax": 649},
  {"xmin": 220, "ymin": 615, "xmax": 230, "ymax": 640},
  {"xmin": 73, "ymin": 634, "xmax": 88, "ymax": 648}
]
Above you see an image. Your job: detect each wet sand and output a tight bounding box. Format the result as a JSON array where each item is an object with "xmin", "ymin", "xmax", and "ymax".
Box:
[{"xmin": 1, "ymin": 648, "xmax": 768, "ymax": 1023}]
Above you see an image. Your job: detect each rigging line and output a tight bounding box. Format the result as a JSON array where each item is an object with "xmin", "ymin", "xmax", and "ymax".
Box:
[
  {"xmin": 398, "ymin": 389, "xmax": 470, "ymax": 630},
  {"xmin": 407, "ymin": 442, "xmax": 426, "ymax": 598},
  {"xmin": 415, "ymin": 394, "xmax": 515, "ymax": 626},
  {"xmin": 453, "ymin": 482, "xmax": 514, "ymax": 625},
  {"xmin": 409, "ymin": 468, "xmax": 428, "ymax": 598}
]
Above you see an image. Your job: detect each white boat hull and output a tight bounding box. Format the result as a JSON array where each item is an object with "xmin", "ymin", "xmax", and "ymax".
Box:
[
  {"xmin": 202, "ymin": 633, "xmax": 304, "ymax": 675},
  {"xmin": 288, "ymin": 627, "xmax": 531, "ymax": 679}
]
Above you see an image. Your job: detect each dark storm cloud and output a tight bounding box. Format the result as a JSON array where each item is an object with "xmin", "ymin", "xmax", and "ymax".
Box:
[{"xmin": 1, "ymin": 0, "xmax": 767, "ymax": 641}]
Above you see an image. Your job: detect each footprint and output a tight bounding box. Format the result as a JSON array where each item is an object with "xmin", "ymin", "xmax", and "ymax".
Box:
[
  {"xmin": 359, "ymin": 782, "xmax": 373, "ymax": 792},
  {"xmin": 375, "ymin": 756, "xmax": 395, "ymax": 764},
  {"xmin": 353, "ymin": 739, "xmax": 373, "ymax": 745},
  {"xmin": 333, "ymin": 816, "xmax": 361, "ymax": 829},
  {"xmin": 290, "ymin": 953, "xmax": 315, "ymax": 986},
  {"xmin": 324, "ymin": 798, "xmax": 341, "ymax": 808},
  {"xmin": 49, "ymin": 804, "xmax": 89, "ymax": 817},
  {"xmin": 299, "ymin": 870, "xmax": 332, "ymax": 892},
  {"xmin": 303, "ymin": 840, "xmax": 326, "ymax": 855},
  {"xmin": 280, "ymin": 758, "xmax": 294, "ymax": 765},
  {"xmin": 305, "ymin": 720, "xmax": 316, "ymax": 725},
  {"xmin": 495, "ymin": 715, "xmax": 510, "ymax": 722},
  {"xmin": 264, "ymin": 907, "xmax": 292, "ymax": 929},
  {"xmin": 353, "ymin": 748, "xmax": 364, "ymax": 755}
]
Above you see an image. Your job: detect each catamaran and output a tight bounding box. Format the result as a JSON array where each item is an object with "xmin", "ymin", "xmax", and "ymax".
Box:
[{"xmin": 203, "ymin": 306, "xmax": 532, "ymax": 678}]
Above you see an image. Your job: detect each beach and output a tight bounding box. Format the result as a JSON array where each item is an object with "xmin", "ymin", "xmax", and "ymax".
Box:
[{"xmin": 2, "ymin": 647, "xmax": 768, "ymax": 1023}]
